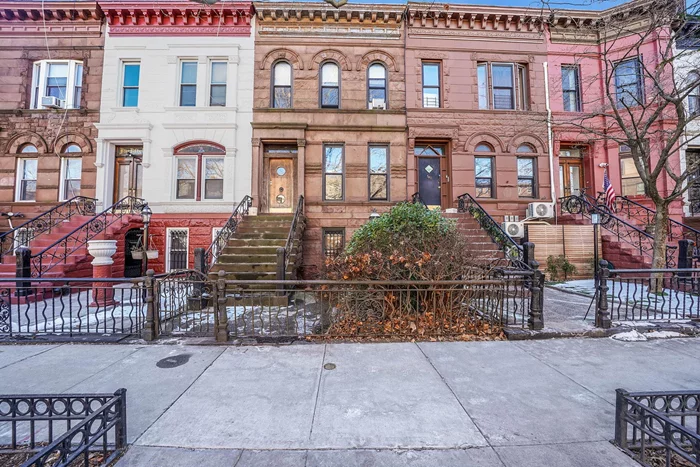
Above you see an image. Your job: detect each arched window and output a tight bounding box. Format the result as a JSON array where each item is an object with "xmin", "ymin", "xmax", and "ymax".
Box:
[
  {"xmin": 516, "ymin": 144, "xmax": 537, "ymax": 198},
  {"xmin": 689, "ymin": 72, "xmax": 700, "ymax": 116},
  {"xmin": 59, "ymin": 143, "xmax": 82, "ymax": 200},
  {"xmin": 272, "ymin": 61, "xmax": 292, "ymax": 109},
  {"xmin": 320, "ymin": 62, "xmax": 340, "ymax": 108},
  {"xmin": 173, "ymin": 142, "xmax": 225, "ymax": 201},
  {"xmin": 516, "ymin": 143, "xmax": 536, "ymax": 153},
  {"xmin": 368, "ymin": 63, "xmax": 387, "ymax": 109},
  {"xmin": 20, "ymin": 144, "xmax": 38, "ymax": 153},
  {"xmin": 475, "ymin": 143, "xmax": 494, "ymax": 152},
  {"xmin": 473, "ymin": 143, "xmax": 495, "ymax": 198}
]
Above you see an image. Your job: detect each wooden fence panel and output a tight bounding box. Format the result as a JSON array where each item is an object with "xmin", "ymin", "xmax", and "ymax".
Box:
[{"xmin": 528, "ymin": 224, "xmax": 598, "ymax": 279}]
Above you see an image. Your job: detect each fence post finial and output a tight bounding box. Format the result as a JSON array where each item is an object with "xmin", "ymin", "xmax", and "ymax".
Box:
[
  {"xmin": 142, "ymin": 269, "xmax": 157, "ymax": 341},
  {"xmin": 528, "ymin": 261, "xmax": 545, "ymax": 331},
  {"xmin": 215, "ymin": 269, "xmax": 228, "ymax": 342},
  {"xmin": 596, "ymin": 260, "xmax": 611, "ymax": 329}
]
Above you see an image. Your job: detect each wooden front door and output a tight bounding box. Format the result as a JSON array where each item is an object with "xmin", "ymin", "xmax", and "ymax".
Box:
[
  {"xmin": 267, "ymin": 158, "xmax": 294, "ymax": 213},
  {"xmin": 114, "ymin": 146, "xmax": 143, "ymax": 202},
  {"xmin": 559, "ymin": 159, "xmax": 584, "ymax": 197}
]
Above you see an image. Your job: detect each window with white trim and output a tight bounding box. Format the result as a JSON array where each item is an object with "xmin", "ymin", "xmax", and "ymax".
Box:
[
  {"xmin": 209, "ymin": 61, "xmax": 227, "ymax": 107},
  {"xmin": 30, "ymin": 60, "xmax": 84, "ymax": 109},
  {"xmin": 16, "ymin": 158, "xmax": 38, "ymax": 201},
  {"xmin": 173, "ymin": 143, "xmax": 226, "ymax": 201},
  {"xmin": 166, "ymin": 228, "xmax": 189, "ymax": 271},
  {"xmin": 179, "ymin": 61, "xmax": 197, "ymax": 107},
  {"xmin": 477, "ymin": 62, "xmax": 529, "ymax": 110},
  {"xmin": 122, "ymin": 62, "xmax": 140, "ymax": 107},
  {"xmin": 59, "ymin": 144, "xmax": 82, "ymax": 201}
]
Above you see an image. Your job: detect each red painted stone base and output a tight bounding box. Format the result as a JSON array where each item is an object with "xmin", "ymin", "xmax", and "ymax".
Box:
[{"xmin": 91, "ymin": 264, "xmax": 119, "ymax": 307}]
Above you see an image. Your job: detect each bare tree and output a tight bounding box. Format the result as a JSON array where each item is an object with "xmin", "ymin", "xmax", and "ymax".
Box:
[{"xmin": 545, "ymin": 0, "xmax": 700, "ymax": 271}]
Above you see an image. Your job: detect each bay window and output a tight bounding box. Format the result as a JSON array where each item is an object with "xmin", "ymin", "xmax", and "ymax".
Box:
[{"xmin": 30, "ymin": 60, "xmax": 84, "ymax": 109}]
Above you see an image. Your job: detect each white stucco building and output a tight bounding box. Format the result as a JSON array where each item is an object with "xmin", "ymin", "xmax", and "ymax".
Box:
[{"xmin": 94, "ymin": 1, "xmax": 254, "ymax": 273}]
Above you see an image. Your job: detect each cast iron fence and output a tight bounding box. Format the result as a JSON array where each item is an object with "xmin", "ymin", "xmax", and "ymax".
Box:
[
  {"xmin": 29, "ymin": 196, "xmax": 146, "ymax": 277},
  {"xmin": 593, "ymin": 265, "xmax": 700, "ymax": 328},
  {"xmin": 614, "ymin": 388, "xmax": 700, "ymax": 467},
  {"xmin": 203, "ymin": 195, "xmax": 252, "ymax": 272},
  {"xmin": 152, "ymin": 269, "xmax": 215, "ymax": 337},
  {"xmin": 282, "ymin": 195, "xmax": 304, "ymax": 274},
  {"xmin": 456, "ymin": 193, "xmax": 530, "ymax": 270},
  {"xmin": 0, "ymin": 196, "xmax": 97, "ymax": 263},
  {"xmin": 616, "ymin": 195, "xmax": 700, "ymax": 246},
  {"xmin": 0, "ymin": 389, "xmax": 127, "ymax": 467},
  {"xmin": 0, "ymin": 277, "xmax": 146, "ymax": 337},
  {"xmin": 560, "ymin": 191, "xmax": 677, "ymax": 268}
]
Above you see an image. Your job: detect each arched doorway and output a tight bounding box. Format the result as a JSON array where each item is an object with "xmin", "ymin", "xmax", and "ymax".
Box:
[{"xmin": 124, "ymin": 228, "xmax": 143, "ymax": 277}]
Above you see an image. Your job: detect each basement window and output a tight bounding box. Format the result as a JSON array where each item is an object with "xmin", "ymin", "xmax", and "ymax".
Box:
[{"xmin": 323, "ymin": 228, "xmax": 345, "ymax": 259}]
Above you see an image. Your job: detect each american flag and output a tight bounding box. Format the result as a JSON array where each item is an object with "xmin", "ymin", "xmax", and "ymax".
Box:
[{"xmin": 603, "ymin": 168, "xmax": 616, "ymax": 211}]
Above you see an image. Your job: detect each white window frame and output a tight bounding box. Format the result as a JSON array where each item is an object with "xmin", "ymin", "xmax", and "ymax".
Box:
[
  {"xmin": 202, "ymin": 156, "xmax": 224, "ymax": 200},
  {"xmin": 120, "ymin": 60, "xmax": 141, "ymax": 108},
  {"xmin": 29, "ymin": 59, "xmax": 83, "ymax": 110},
  {"xmin": 179, "ymin": 60, "xmax": 198, "ymax": 107},
  {"xmin": 15, "ymin": 158, "xmax": 38, "ymax": 202},
  {"xmin": 208, "ymin": 59, "xmax": 227, "ymax": 107},
  {"xmin": 59, "ymin": 157, "xmax": 82, "ymax": 201},
  {"xmin": 165, "ymin": 228, "xmax": 189, "ymax": 271},
  {"xmin": 174, "ymin": 156, "xmax": 197, "ymax": 200}
]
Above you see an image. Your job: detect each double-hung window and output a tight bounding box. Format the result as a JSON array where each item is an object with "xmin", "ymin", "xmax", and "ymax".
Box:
[
  {"xmin": 517, "ymin": 158, "xmax": 536, "ymax": 198},
  {"xmin": 16, "ymin": 158, "xmax": 38, "ymax": 202},
  {"xmin": 320, "ymin": 62, "xmax": 340, "ymax": 108},
  {"xmin": 619, "ymin": 145, "xmax": 644, "ymax": 196},
  {"xmin": 369, "ymin": 145, "xmax": 389, "ymax": 201},
  {"xmin": 614, "ymin": 58, "xmax": 644, "ymax": 108},
  {"xmin": 176, "ymin": 158, "xmax": 197, "ymax": 199},
  {"xmin": 492, "ymin": 64, "xmax": 515, "ymax": 110},
  {"xmin": 272, "ymin": 62, "xmax": 292, "ymax": 108},
  {"xmin": 561, "ymin": 65, "xmax": 581, "ymax": 112},
  {"xmin": 210, "ymin": 61, "xmax": 227, "ymax": 106},
  {"xmin": 203, "ymin": 158, "xmax": 224, "ymax": 199},
  {"xmin": 122, "ymin": 62, "xmax": 140, "ymax": 107},
  {"xmin": 60, "ymin": 144, "xmax": 82, "ymax": 200},
  {"xmin": 422, "ymin": 62, "xmax": 441, "ymax": 108},
  {"xmin": 477, "ymin": 62, "xmax": 529, "ymax": 110},
  {"xmin": 174, "ymin": 143, "xmax": 226, "ymax": 200},
  {"xmin": 179, "ymin": 61, "xmax": 198, "ymax": 107},
  {"xmin": 368, "ymin": 64, "xmax": 387, "ymax": 109},
  {"xmin": 474, "ymin": 157, "xmax": 494, "ymax": 198},
  {"xmin": 689, "ymin": 73, "xmax": 700, "ymax": 116},
  {"xmin": 30, "ymin": 60, "xmax": 83, "ymax": 109},
  {"xmin": 323, "ymin": 144, "xmax": 344, "ymax": 200}
]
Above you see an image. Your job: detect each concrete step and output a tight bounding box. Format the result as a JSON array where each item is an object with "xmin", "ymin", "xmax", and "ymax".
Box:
[
  {"xmin": 216, "ymin": 253, "xmax": 297, "ymax": 263},
  {"xmin": 225, "ymin": 239, "xmax": 287, "ymax": 248},
  {"xmin": 216, "ymin": 262, "xmax": 295, "ymax": 273},
  {"xmin": 237, "ymin": 226, "xmax": 291, "ymax": 234},
  {"xmin": 235, "ymin": 232, "xmax": 288, "ymax": 240},
  {"xmin": 248, "ymin": 214, "xmax": 294, "ymax": 222},
  {"xmin": 208, "ymin": 270, "xmax": 292, "ymax": 281}
]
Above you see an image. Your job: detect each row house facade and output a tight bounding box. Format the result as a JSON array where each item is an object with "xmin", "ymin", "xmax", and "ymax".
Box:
[
  {"xmin": 95, "ymin": 1, "xmax": 254, "ymax": 274},
  {"xmin": 0, "ymin": 1, "xmax": 104, "ymax": 219},
  {"xmin": 252, "ymin": 2, "xmax": 406, "ymax": 276}
]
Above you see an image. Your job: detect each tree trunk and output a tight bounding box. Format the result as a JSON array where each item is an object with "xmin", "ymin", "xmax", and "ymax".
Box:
[{"xmin": 650, "ymin": 205, "xmax": 670, "ymax": 293}]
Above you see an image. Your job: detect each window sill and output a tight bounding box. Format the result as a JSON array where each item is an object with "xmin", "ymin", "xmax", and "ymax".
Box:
[
  {"xmin": 256, "ymin": 108, "xmax": 404, "ymax": 114},
  {"xmin": 163, "ymin": 106, "xmax": 238, "ymax": 112},
  {"xmin": 110, "ymin": 107, "xmax": 140, "ymax": 113}
]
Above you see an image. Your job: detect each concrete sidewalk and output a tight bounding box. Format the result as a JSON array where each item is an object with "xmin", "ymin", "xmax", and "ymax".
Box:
[{"xmin": 1, "ymin": 338, "xmax": 700, "ymax": 466}]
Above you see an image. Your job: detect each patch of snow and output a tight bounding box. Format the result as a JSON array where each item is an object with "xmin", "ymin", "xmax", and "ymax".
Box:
[
  {"xmin": 644, "ymin": 331, "xmax": 685, "ymax": 339},
  {"xmin": 611, "ymin": 330, "xmax": 647, "ymax": 342}
]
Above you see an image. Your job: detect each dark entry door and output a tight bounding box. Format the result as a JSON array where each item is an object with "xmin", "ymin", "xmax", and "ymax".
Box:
[
  {"xmin": 124, "ymin": 228, "xmax": 143, "ymax": 278},
  {"xmin": 418, "ymin": 157, "xmax": 441, "ymax": 207}
]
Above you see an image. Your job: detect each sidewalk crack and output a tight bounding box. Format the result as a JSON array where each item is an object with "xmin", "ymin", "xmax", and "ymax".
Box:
[
  {"xmin": 0, "ymin": 343, "xmax": 64, "ymax": 371},
  {"xmin": 308, "ymin": 344, "xmax": 327, "ymax": 442}
]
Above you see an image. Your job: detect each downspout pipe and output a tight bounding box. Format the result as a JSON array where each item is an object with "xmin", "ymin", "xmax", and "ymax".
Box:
[{"xmin": 543, "ymin": 62, "xmax": 557, "ymax": 218}]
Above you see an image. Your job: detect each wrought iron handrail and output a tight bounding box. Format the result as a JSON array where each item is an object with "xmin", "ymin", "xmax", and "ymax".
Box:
[
  {"xmin": 203, "ymin": 195, "xmax": 252, "ymax": 271},
  {"xmin": 284, "ymin": 195, "xmax": 304, "ymax": 271},
  {"xmin": 0, "ymin": 196, "xmax": 96, "ymax": 262},
  {"xmin": 456, "ymin": 193, "xmax": 530, "ymax": 270},
  {"xmin": 560, "ymin": 193, "xmax": 677, "ymax": 267},
  {"xmin": 29, "ymin": 196, "xmax": 146, "ymax": 277},
  {"xmin": 616, "ymin": 194, "xmax": 700, "ymax": 245}
]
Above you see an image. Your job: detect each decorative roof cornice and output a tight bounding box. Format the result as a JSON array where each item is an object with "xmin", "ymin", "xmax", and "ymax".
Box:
[
  {"xmin": 101, "ymin": 1, "xmax": 252, "ymax": 36},
  {"xmin": 0, "ymin": 1, "xmax": 103, "ymax": 35},
  {"xmin": 407, "ymin": 2, "xmax": 544, "ymax": 32},
  {"xmin": 253, "ymin": 2, "xmax": 404, "ymax": 25}
]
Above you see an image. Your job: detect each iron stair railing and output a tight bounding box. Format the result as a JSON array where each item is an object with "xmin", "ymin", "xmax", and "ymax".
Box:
[
  {"xmin": 616, "ymin": 194, "xmax": 700, "ymax": 246},
  {"xmin": 559, "ymin": 192, "xmax": 677, "ymax": 268},
  {"xmin": 203, "ymin": 195, "xmax": 253, "ymax": 272},
  {"xmin": 29, "ymin": 196, "xmax": 146, "ymax": 277},
  {"xmin": 283, "ymin": 195, "xmax": 305, "ymax": 274},
  {"xmin": 456, "ymin": 193, "xmax": 531, "ymax": 270},
  {"xmin": 0, "ymin": 196, "xmax": 97, "ymax": 263}
]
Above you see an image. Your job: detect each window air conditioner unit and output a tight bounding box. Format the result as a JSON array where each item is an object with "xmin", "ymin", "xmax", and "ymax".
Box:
[
  {"xmin": 527, "ymin": 202, "xmax": 555, "ymax": 219},
  {"xmin": 502, "ymin": 221, "xmax": 525, "ymax": 239},
  {"xmin": 41, "ymin": 96, "xmax": 64, "ymax": 109},
  {"xmin": 371, "ymin": 98, "xmax": 386, "ymax": 110}
]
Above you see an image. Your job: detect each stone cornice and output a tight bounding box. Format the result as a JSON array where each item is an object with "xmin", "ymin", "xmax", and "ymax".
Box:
[
  {"xmin": 0, "ymin": 1, "xmax": 103, "ymax": 36},
  {"xmin": 101, "ymin": 1, "xmax": 252, "ymax": 36},
  {"xmin": 407, "ymin": 3, "xmax": 544, "ymax": 32},
  {"xmin": 253, "ymin": 2, "xmax": 404, "ymax": 25}
]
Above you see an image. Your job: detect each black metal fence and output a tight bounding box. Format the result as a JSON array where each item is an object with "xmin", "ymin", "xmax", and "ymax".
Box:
[
  {"xmin": 594, "ymin": 266, "xmax": 700, "ymax": 328},
  {"xmin": 0, "ymin": 277, "xmax": 146, "ymax": 337},
  {"xmin": 0, "ymin": 389, "xmax": 127, "ymax": 467},
  {"xmin": 614, "ymin": 388, "xmax": 700, "ymax": 467},
  {"xmin": 152, "ymin": 270, "xmax": 215, "ymax": 337}
]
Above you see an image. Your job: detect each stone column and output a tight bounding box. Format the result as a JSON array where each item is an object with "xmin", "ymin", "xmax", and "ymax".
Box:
[{"xmin": 87, "ymin": 240, "xmax": 118, "ymax": 307}]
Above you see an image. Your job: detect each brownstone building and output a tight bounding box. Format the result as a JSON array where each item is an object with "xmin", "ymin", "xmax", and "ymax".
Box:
[
  {"xmin": 0, "ymin": 1, "xmax": 103, "ymax": 225},
  {"xmin": 252, "ymin": 2, "xmax": 406, "ymax": 276},
  {"xmin": 406, "ymin": 3, "xmax": 551, "ymax": 216}
]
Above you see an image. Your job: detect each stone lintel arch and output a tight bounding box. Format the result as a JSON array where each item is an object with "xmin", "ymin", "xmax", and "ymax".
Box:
[
  {"xmin": 465, "ymin": 132, "xmax": 505, "ymax": 153},
  {"xmin": 507, "ymin": 133, "xmax": 547, "ymax": 154},
  {"xmin": 5, "ymin": 132, "xmax": 48, "ymax": 154},
  {"xmin": 260, "ymin": 48, "xmax": 305, "ymax": 71},
  {"xmin": 54, "ymin": 132, "xmax": 93, "ymax": 154},
  {"xmin": 310, "ymin": 49, "xmax": 352, "ymax": 71},
  {"xmin": 357, "ymin": 50, "xmax": 399, "ymax": 72}
]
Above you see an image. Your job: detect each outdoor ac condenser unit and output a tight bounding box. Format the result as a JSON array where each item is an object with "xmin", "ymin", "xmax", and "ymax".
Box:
[
  {"xmin": 41, "ymin": 96, "xmax": 64, "ymax": 109},
  {"xmin": 502, "ymin": 221, "xmax": 525, "ymax": 238},
  {"xmin": 527, "ymin": 202, "xmax": 555, "ymax": 219}
]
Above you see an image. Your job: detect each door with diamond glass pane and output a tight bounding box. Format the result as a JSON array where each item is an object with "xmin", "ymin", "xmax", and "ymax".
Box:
[{"xmin": 418, "ymin": 157, "xmax": 441, "ymax": 207}]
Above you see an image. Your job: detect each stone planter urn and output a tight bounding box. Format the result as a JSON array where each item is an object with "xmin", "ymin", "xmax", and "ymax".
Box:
[{"xmin": 87, "ymin": 240, "xmax": 118, "ymax": 266}]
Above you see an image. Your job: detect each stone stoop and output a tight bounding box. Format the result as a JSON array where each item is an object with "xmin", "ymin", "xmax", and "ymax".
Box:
[
  {"xmin": 0, "ymin": 214, "xmax": 143, "ymax": 279},
  {"xmin": 443, "ymin": 213, "xmax": 509, "ymax": 265},
  {"xmin": 208, "ymin": 214, "xmax": 304, "ymax": 307}
]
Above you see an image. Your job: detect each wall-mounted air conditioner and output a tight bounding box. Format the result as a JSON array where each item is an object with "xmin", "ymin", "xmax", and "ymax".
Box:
[
  {"xmin": 502, "ymin": 221, "xmax": 525, "ymax": 238},
  {"xmin": 527, "ymin": 202, "xmax": 555, "ymax": 219},
  {"xmin": 41, "ymin": 96, "xmax": 64, "ymax": 109},
  {"xmin": 371, "ymin": 98, "xmax": 386, "ymax": 110}
]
